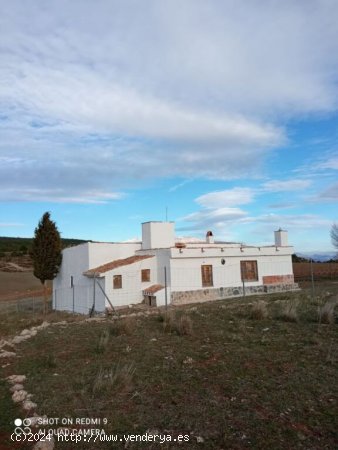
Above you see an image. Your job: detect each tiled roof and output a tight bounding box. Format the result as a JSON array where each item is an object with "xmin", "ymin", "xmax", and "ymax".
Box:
[
  {"xmin": 143, "ymin": 284, "xmax": 164, "ymax": 295},
  {"xmin": 84, "ymin": 254, "xmax": 154, "ymax": 276}
]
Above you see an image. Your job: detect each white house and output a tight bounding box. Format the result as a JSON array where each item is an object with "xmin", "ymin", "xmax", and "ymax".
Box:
[{"xmin": 53, "ymin": 221, "xmax": 298, "ymax": 314}]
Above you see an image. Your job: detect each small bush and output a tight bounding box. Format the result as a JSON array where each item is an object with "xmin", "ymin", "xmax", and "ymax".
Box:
[
  {"xmin": 40, "ymin": 353, "xmax": 57, "ymax": 369},
  {"xmin": 109, "ymin": 317, "xmax": 134, "ymax": 336},
  {"xmin": 251, "ymin": 301, "xmax": 268, "ymax": 320},
  {"xmin": 279, "ymin": 300, "xmax": 299, "ymax": 322},
  {"xmin": 156, "ymin": 313, "xmax": 166, "ymax": 323},
  {"xmin": 177, "ymin": 315, "xmax": 193, "ymax": 335},
  {"xmin": 319, "ymin": 302, "xmax": 335, "ymax": 324},
  {"xmin": 95, "ymin": 329, "xmax": 110, "ymax": 353},
  {"xmin": 163, "ymin": 312, "xmax": 193, "ymax": 336},
  {"xmin": 92, "ymin": 362, "xmax": 135, "ymax": 395}
]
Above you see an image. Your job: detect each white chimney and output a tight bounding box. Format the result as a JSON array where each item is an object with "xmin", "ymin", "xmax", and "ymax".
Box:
[
  {"xmin": 142, "ymin": 221, "xmax": 175, "ymax": 249},
  {"xmin": 274, "ymin": 228, "xmax": 288, "ymax": 247},
  {"xmin": 206, "ymin": 230, "xmax": 214, "ymax": 244}
]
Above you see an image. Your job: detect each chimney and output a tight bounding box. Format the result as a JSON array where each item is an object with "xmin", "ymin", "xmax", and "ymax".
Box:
[
  {"xmin": 274, "ymin": 228, "xmax": 288, "ymax": 247},
  {"xmin": 206, "ymin": 230, "xmax": 214, "ymax": 244},
  {"xmin": 142, "ymin": 221, "xmax": 175, "ymax": 249}
]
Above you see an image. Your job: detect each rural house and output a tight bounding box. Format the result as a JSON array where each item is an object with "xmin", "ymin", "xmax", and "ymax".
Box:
[{"xmin": 53, "ymin": 221, "xmax": 298, "ymax": 314}]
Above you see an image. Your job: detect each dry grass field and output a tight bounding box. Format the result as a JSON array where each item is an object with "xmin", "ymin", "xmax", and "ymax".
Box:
[
  {"xmin": 0, "ymin": 272, "xmax": 43, "ymax": 299},
  {"xmin": 0, "ymin": 281, "xmax": 337, "ymax": 449}
]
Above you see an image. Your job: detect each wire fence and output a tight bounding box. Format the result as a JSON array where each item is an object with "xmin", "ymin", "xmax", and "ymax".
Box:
[
  {"xmin": 0, "ymin": 295, "xmax": 52, "ymax": 315},
  {"xmin": 2, "ymin": 261, "xmax": 337, "ymax": 318},
  {"xmin": 293, "ymin": 262, "xmax": 338, "ymax": 281},
  {"xmin": 53, "ymin": 284, "xmax": 99, "ymax": 315},
  {"xmin": 51, "ymin": 260, "xmax": 299, "ymax": 313}
]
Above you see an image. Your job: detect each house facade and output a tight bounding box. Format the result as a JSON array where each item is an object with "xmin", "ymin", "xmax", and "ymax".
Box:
[{"xmin": 53, "ymin": 221, "xmax": 298, "ymax": 314}]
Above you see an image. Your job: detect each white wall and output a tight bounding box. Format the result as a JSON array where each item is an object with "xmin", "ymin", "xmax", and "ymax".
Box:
[
  {"xmin": 104, "ymin": 257, "xmax": 158, "ymax": 308},
  {"xmin": 53, "ymin": 243, "xmax": 90, "ymax": 290},
  {"xmin": 53, "ymin": 241, "xmax": 141, "ymax": 312},
  {"xmin": 169, "ymin": 252, "xmax": 294, "ymax": 292},
  {"xmin": 88, "ymin": 242, "xmax": 141, "ymax": 268}
]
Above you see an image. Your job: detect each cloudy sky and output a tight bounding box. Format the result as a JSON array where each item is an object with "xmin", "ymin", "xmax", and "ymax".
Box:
[{"xmin": 1, "ymin": 0, "xmax": 337, "ymax": 252}]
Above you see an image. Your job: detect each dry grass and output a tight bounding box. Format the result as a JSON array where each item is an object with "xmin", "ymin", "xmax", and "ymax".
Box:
[
  {"xmin": 279, "ymin": 300, "xmax": 299, "ymax": 322},
  {"xmin": 163, "ymin": 311, "xmax": 193, "ymax": 335},
  {"xmin": 2, "ymin": 280, "xmax": 338, "ymax": 449},
  {"xmin": 108, "ymin": 316, "xmax": 135, "ymax": 336},
  {"xmin": 251, "ymin": 300, "xmax": 268, "ymax": 320},
  {"xmin": 95, "ymin": 328, "xmax": 110, "ymax": 353},
  {"xmin": 319, "ymin": 301, "xmax": 336, "ymax": 324},
  {"xmin": 92, "ymin": 362, "xmax": 135, "ymax": 395}
]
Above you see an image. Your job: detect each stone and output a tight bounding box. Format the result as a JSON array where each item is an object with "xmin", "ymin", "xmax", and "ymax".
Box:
[
  {"xmin": 12, "ymin": 335, "xmax": 27, "ymax": 344},
  {"xmin": 10, "ymin": 383, "xmax": 24, "ymax": 393},
  {"xmin": 0, "ymin": 351, "xmax": 16, "ymax": 358},
  {"xmin": 20, "ymin": 329, "xmax": 31, "ymax": 336},
  {"xmin": 12, "ymin": 390, "xmax": 27, "ymax": 403},
  {"xmin": 7, "ymin": 374, "xmax": 26, "ymax": 384},
  {"xmin": 22, "ymin": 400, "xmax": 37, "ymax": 411},
  {"xmin": 0, "ymin": 339, "xmax": 15, "ymax": 349}
]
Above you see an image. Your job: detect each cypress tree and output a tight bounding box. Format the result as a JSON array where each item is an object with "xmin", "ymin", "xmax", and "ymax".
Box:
[{"xmin": 31, "ymin": 212, "xmax": 62, "ymax": 313}]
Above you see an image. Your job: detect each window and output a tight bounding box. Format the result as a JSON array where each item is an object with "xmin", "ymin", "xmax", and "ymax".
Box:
[
  {"xmin": 113, "ymin": 275, "xmax": 122, "ymax": 289},
  {"xmin": 240, "ymin": 260, "xmax": 258, "ymax": 282},
  {"xmin": 201, "ymin": 265, "xmax": 213, "ymax": 287},
  {"xmin": 141, "ymin": 269, "xmax": 150, "ymax": 282}
]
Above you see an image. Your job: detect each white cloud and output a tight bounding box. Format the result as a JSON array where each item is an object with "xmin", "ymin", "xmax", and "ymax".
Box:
[
  {"xmin": 1, "ymin": 1, "xmax": 338, "ymax": 200},
  {"xmin": 318, "ymin": 182, "xmax": 338, "ymax": 201},
  {"xmin": 0, "ymin": 222, "xmax": 24, "ymax": 227},
  {"xmin": 0, "ymin": 188, "xmax": 124, "ymax": 204},
  {"xmin": 315, "ymin": 157, "xmax": 338, "ymax": 171},
  {"xmin": 262, "ymin": 179, "xmax": 312, "ymax": 192},
  {"xmin": 196, "ymin": 188, "xmax": 255, "ymax": 209}
]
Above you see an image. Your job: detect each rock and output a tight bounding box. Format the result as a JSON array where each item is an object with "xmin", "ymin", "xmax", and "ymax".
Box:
[
  {"xmin": 183, "ymin": 356, "xmax": 193, "ymax": 365},
  {"xmin": 12, "ymin": 390, "xmax": 27, "ymax": 403},
  {"xmin": 7, "ymin": 374, "xmax": 26, "ymax": 384},
  {"xmin": 10, "ymin": 383, "xmax": 24, "ymax": 393},
  {"xmin": 0, "ymin": 351, "xmax": 16, "ymax": 358},
  {"xmin": 22, "ymin": 400, "xmax": 37, "ymax": 410},
  {"xmin": 0, "ymin": 340, "xmax": 15, "ymax": 349},
  {"xmin": 20, "ymin": 329, "xmax": 31, "ymax": 336},
  {"xmin": 12, "ymin": 336, "xmax": 26, "ymax": 344}
]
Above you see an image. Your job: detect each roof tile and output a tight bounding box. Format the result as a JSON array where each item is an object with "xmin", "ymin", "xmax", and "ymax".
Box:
[{"xmin": 84, "ymin": 254, "xmax": 154, "ymax": 276}]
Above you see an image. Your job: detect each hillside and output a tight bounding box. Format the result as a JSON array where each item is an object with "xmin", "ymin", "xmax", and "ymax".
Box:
[{"xmin": 0, "ymin": 236, "xmax": 88, "ymax": 254}]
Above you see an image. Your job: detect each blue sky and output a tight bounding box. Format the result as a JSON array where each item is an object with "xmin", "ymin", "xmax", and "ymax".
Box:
[{"xmin": 0, "ymin": 0, "xmax": 337, "ymax": 253}]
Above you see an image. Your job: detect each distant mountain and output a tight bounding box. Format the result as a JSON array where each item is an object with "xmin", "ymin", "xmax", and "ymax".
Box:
[{"xmin": 295, "ymin": 252, "xmax": 337, "ymax": 262}]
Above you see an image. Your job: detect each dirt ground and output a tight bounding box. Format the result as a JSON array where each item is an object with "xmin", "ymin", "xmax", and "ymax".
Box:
[{"xmin": 0, "ymin": 271, "xmax": 51, "ymax": 301}]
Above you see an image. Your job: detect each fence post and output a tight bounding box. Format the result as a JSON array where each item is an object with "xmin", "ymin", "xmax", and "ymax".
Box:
[
  {"xmin": 310, "ymin": 259, "xmax": 315, "ymax": 303},
  {"xmin": 72, "ymin": 285, "xmax": 75, "ymax": 314},
  {"xmin": 164, "ymin": 267, "xmax": 168, "ymax": 311},
  {"xmin": 242, "ymin": 279, "xmax": 246, "ymax": 299}
]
